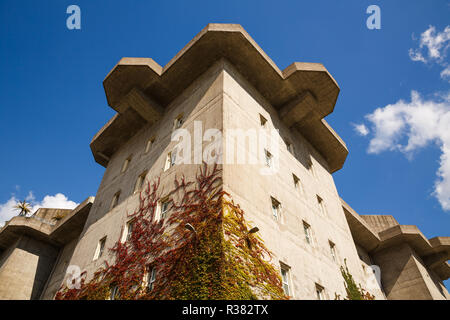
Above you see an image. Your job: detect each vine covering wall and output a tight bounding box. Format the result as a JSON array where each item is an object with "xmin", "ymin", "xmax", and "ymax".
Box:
[{"xmin": 56, "ymin": 163, "xmax": 287, "ymax": 300}]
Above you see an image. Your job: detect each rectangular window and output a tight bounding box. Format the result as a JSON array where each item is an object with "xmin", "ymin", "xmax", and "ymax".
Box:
[
  {"xmin": 145, "ymin": 137, "xmax": 155, "ymax": 153},
  {"xmin": 93, "ymin": 236, "xmax": 106, "ymax": 261},
  {"xmin": 121, "ymin": 156, "xmax": 131, "ymax": 173},
  {"xmin": 259, "ymin": 114, "xmax": 267, "ymax": 127},
  {"xmin": 265, "ymin": 149, "xmax": 273, "ymax": 168},
  {"xmin": 280, "ymin": 263, "xmax": 291, "ymax": 296},
  {"xmin": 315, "ymin": 283, "xmax": 326, "ymax": 300},
  {"xmin": 164, "ymin": 150, "xmax": 177, "ymax": 172},
  {"xmin": 173, "ymin": 114, "xmax": 184, "ymax": 130},
  {"xmin": 285, "ymin": 139, "xmax": 294, "ymax": 155},
  {"xmin": 292, "ymin": 174, "xmax": 302, "ymax": 194},
  {"xmin": 109, "ymin": 284, "xmax": 119, "ymax": 300},
  {"xmin": 160, "ymin": 199, "xmax": 170, "ymax": 219},
  {"xmin": 110, "ymin": 191, "xmax": 120, "ymax": 210},
  {"xmin": 134, "ymin": 171, "xmax": 147, "ymax": 193},
  {"xmin": 307, "ymin": 158, "xmax": 315, "ymax": 176},
  {"xmin": 329, "ymin": 241, "xmax": 337, "ymax": 262},
  {"xmin": 121, "ymin": 219, "xmax": 135, "ymax": 243},
  {"xmin": 303, "ymin": 221, "xmax": 312, "ymax": 245},
  {"xmin": 317, "ymin": 195, "xmax": 327, "ymax": 216},
  {"xmin": 271, "ymin": 197, "xmax": 281, "ymax": 220}
]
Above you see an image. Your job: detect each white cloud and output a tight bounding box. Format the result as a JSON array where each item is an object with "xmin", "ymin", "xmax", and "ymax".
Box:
[
  {"xmin": 0, "ymin": 192, "xmax": 78, "ymax": 227},
  {"xmin": 353, "ymin": 123, "xmax": 369, "ymax": 136},
  {"xmin": 409, "ymin": 25, "xmax": 450, "ymax": 80},
  {"xmin": 441, "ymin": 65, "xmax": 450, "ymax": 80},
  {"xmin": 364, "ymin": 91, "xmax": 450, "ymax": 211}
]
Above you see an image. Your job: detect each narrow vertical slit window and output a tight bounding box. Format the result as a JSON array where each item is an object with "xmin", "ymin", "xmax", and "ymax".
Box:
[
  {"xmin": 316, "ymin": 195, "xmax": 327, "ymax": 216},
  {"xmin": 173, "ymin": 113, "xmax": 184, "ymax": 130},
  {"xmin": 134, "ymin": 171, "xmax": 147, "ymax": 193},
  {"xmin": 121, "ymin": 156, "xmax": 131, "ymax": 173},
  {"xmin": 110, "ymin": 191, "xmax": 120, "ymax": 210},
  {"xmin": 145, "ymin": 137, "xmax": 155, "ymax": 153},
  {"xmin": 293, "ymin": 174, "xmax": 302, "ymax": 194},
  {"xmin": 271, "ymin": 197, "xmax": 281, "ymax": 220},
  {"xmin": 93, "ymin": 236, "xmax": 106, "ymax": 261},
  {"xmin": 280, "ymin": 263, "xmax": 291, "ymax": 296},
  {"xmin": 329, "ymin": 241, "xmax": 337, "ymax": 262},
  {"xmin": 265, "ymin": 149, "xmax": 273, "ymax": 168},
  {"xmin": 259, "ymin": 114, "xmax": 267, "ymax": 127},
  {"xmin": 315, "ymin": 284, "xmax": 326, "ymax": 300},
  {"xmin": 303, "ymin": 221, "xmax": 312, "ymax": 245}
]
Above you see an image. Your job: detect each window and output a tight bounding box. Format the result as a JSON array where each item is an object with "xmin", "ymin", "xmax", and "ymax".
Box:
[
  {"xmin": 164, "ymin": 150, "xmax": 177, "ymax": 171},
  {"xmin": 93, "ymin": 236, "xmax": 106, "ymax": 260},
  {"xmin": 259, "ymin": 114, "xmax": 267, "ymax": 127},
  {"xmin": 329, "ymin": 241, "xmax": 337, "ymax": 262},
  {"xmin": 121, "ymin": 219, "xmax": 135, "ymax": 243},
  {"xmin": 292, "ymin": 174, "xmax": 302, "ymax": 194},
  {"xmin": 155, "ymin": 198, "xmax": 170, "ymax": 221},
  {"xmin": 134, "ymin": 171, "xmax": 147, "ymax": 193},
  {"xmin": 160, "ymin": 199, "xmax": 170, "ymax": 219},
  {"xmin": 280, "ymin": 263, "xmax": 291, "ymax": 296},
  {"xmin": 303, "ymin": 221, "xmax": 312, "ymax": 245},
  {"xmin": 145, "ymin": 137, "xmax": 155, "ymax": 153},
  {"xmin": 315, "ymin": 284, "xmax": 326, "ymax": 300},
  {"xmin": 109, "ymin": 284, "xmax": 120, "ymax": 300},
  {"xmin": 110, "ymin": 191, "xmax": 120, "ymax": 210},
  {"xmin": 121, "ymin": 156, "xmax": 131, "ymax": 173},
  {"xmin": 143, "ymin": 266, "xmax": 157, "ymax": 291},
  {"xmin": 286, "ymin": 140, "xmax": 294, "ymax": 155},
  {"xmin": 173, "ymin": 114, "xmax": 184, "ymax": 130},
  {"xmin": 265, "ymin": 149, "xmax": 273, "ymax": 168},
  {"xmin": 316, "ymin": 195, "xmax": 327, "ymax": 216},
  {"xmin": 271, "ymin": 197, "xmax": 281, "ymax": 220},
  {"xmin": 307, "ymin": 158, "xmax": 315, "ymax": 176}
]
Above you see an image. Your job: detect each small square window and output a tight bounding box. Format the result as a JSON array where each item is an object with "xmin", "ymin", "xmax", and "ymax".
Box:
[
  {"xmin": 303, "ymin": 221, "xmax": 312, "ymax": 245},
  {"xmin": 110, "ymin": 192, "xmax": 120, "ymax": 210},
  {"xmin": 280, "ymin": 263, "xmax": 291, "ymax": 296},
  {"xmin": 271, "ymin": 197, "xmax": 281, "ymax": 220},
  {"xmin": 93, "ymin": 236, "xmax": 107, "ymax": 261},
  {"xmin": 121, "ymin": 156, "xmax": 131, "ymax": 173},
  {"xmin": 259, "ymin": 114, "xmax": 268, "ymax": 127},
  {"xmin": 145, "ymin": 137, "xmax": 155, "ymax": 153},
  {"xmin": 315, "ymin": 283, "xmax": 326, "ymax": 300}
]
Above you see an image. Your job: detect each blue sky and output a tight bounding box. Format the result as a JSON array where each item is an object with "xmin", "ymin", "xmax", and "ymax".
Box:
[{"xmin": 0, "ymin": 0, "xmax": 449, "ymax": 285}]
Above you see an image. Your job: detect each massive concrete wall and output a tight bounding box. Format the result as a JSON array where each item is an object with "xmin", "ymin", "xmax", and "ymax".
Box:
[
  {"xmin": 0, "ymin": 235, "xmax": 59, "ymax": 300},
  {"xmin": 372, "ymin": 243, "xmax": 449, "ymax": 300},
  {"xmin": 220, "ymin": 61, "xmax": 385, "ymax": 300},
  {"xmin": 48, "ymin": 61, "xmax": 227, "ymax": 295}
]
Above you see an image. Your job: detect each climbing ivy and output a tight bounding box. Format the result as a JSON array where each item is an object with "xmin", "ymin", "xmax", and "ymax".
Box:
[
  {"xmin": 335, "ymin": 259, "xmax": 375, "ymax": 300},
  {"xmin": 56, "ymin": 163, "xmax": 287, "ymax": 300}
]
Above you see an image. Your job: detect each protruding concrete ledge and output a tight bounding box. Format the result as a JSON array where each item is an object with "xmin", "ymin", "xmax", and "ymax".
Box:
[
  {"xmin": 93, "ymin": 23, "xmax": 347, "ymax": 172},
  {"xmin": 0, "ymin": 197, "xmax": 94, "ymax": 249},
  {"xmin": 341, "ymin": 198, "xmax": 450, "ymax": 280}
]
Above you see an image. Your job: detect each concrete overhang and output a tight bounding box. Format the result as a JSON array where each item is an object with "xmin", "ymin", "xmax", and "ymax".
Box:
[
  {"xmin": 93, "ymin": 23, "xmax": 348, "ymax": 172},
  {"xmin": 341, "ymin": 198, "xmax": 380, "ymax": 252},
  {"xmin": 0, "ymin": 197, "xmax": 94, "ymax": 249},
  {"xmin": 341, "ymin": 198, "xmax": 450, "ymax": 280}
]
